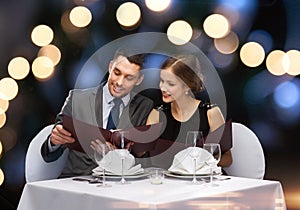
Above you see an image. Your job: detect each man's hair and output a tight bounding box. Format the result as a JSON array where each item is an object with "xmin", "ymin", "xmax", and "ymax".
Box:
[{"xmin": 113, "ymin": 48, "xmax": 145, "ymax": 69}]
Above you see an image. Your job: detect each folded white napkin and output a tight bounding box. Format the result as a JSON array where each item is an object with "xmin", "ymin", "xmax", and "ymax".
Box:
[
  {"xmin": 168, "ymin": 147, "xmax": 221, "ymax": 175},
  {"xmin": 92, "ymin": 150, "xmax": 144, "ymax": 175}
]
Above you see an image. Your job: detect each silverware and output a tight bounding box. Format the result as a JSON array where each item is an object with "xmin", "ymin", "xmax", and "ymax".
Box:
[{"xmin": 72, "ymin": 177, "xmax": 102, "ymax": 184}]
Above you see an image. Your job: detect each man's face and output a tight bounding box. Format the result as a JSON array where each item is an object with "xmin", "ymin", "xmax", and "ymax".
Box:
[{"xmin": 107, "ymin": 55, "xmax": 144, "ymax": 98}]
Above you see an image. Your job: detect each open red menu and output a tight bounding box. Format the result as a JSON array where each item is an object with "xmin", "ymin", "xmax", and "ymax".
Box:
[{"xmin": 62, "ymin": 114, "xmax": 163, "ymax": 156}]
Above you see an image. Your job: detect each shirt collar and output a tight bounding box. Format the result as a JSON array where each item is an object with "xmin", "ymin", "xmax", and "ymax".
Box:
[{"xmin": 103, "ymin": 83, "xmax": 130, "ymax": 106}]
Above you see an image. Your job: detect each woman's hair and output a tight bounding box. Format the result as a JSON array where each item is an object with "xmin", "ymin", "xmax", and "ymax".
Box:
[{"xmin": 161, "ymin": 54, "xmax": 204, "ymax": 95}]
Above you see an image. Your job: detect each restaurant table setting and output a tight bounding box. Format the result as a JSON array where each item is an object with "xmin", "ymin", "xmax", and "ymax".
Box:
[
  {"xmin": 92, "ymin": 150, "xmax": 144, "ymax": 176},
  {"xmin": 18, "ymin": 144, "xmax": 286, "ymax": 209},
  {"xmin": 17, "ymin": 174, "xmax": 286, "ymax": 210},
  {"xmin": 167, "ymin": 147, "xmax": 221, "ymax": 175}
]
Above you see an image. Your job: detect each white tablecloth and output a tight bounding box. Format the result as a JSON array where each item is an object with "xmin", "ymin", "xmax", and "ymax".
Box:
[{"xmin": 17, "ymin": 176, "xmax": 286, "ymax": 210}]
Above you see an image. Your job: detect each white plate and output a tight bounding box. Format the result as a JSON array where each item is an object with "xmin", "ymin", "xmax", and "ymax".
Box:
[
  {"xmin": 165, "ymin": 171, "xmax": 222, "ymax": 179},
  {"xmin": 93, "ymin": 169, "xmax": 144, "ymax": 176},
  {"xmin": 92, "ymin": 172, "xmax": 149, "ymax": 179}
]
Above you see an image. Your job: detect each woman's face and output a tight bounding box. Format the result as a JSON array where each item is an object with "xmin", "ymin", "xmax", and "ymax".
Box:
[{"xmin": 159, "ymin": 68, "xmax": 189, "ymax": 103}]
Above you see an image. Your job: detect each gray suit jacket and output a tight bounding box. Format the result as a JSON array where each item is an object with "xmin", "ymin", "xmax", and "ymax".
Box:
[{"xmin": 41, "ymin": 84, "xmax": 154, "ymax": 177}]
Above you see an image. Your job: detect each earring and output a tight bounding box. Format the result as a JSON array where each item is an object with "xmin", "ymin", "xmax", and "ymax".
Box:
[{"xmin": 185, "ymin": 91, "xmax": 189, "ymax": 95}]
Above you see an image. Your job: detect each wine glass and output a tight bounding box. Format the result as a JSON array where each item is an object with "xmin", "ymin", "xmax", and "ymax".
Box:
[
  {"xmin": 94, "ymin": 142, "xmax": 112, "ymax": 188},
  {"xmin": 185, "ymin": 131, "xmax": 204, "ymax": 185},
  {"xmin": 116, "ymin": 130, "xmax": 130, "ymax": 184},
  {"xmin": 203, "ymin": 143, "xmax": 221, "ymax": 187}
]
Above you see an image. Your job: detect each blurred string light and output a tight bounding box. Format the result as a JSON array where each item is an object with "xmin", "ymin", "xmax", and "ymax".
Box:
[
  {"xmin": 247, "ymin": 29, "xmax": 273, "ymax": 54},
  {"xmin": 69, "ymin": 6, "xmax": 92, "ymax": 28},
  {"xmin": 0, "ymin": 113, "xmax": 6, "ymax": 128},
  {"xmin": 145, "ymin": 0, "xmax": 171, "ymax": 12},
  {"xmin": 207, "ymin": 47, "xmax": 236, "ymax": 71},
  {"xmin": 31, "ymin": 25, "xmax": 54, "ymax": 47},
  {"xmin": 214, "ymin": 5, "xmax": 240, "ymax": 27},
  {"xmin": 32, "ymin": 56, "xmax": 55, "ymax": 80},
  {"xmin": 243, "ymin": 70, "xmax": 287, "ymax": 105},
  {"xmin": 0, "ymin": 93, "xmax": 9, "ymax": 114},
  {"xmin": 167, "ymin": 20, "xmax": 193, "ymax": 45},
  {"xmin": 203, "ymin": 14, "xmax": 230, "ymax": 39},
  {"xmin": 72, "ymin": 0, "xmax": 99, "ymax": 6},
  {"xmin": 61, "ymin": 10, "xmax": 80, "ymax": 34},
  {"xmin": 0, "ymin": 127, "xmax": 17, "ymax": 152},
  {"xmin": 285, "ymin": 50, "xmax": 300, "ymax": 76},
  {"xmin": 0, "ymin": 77, "xmax": 18, "ymax": 101},
  {"xmin": 0, "ymin": 141, "xmax": 2, "ymax": 156},
  {"xmin": 214, "ymin": 31, "xmax": 239, "ymax": 54},
  {"xmin": 218, "ymin": 0, "xmax": 249, "ymax": 10},
  {"xmin": 8, "ymin": 57, "xmax": 30, "ymax": 80},
  {"xmin": 266, "ymin": 50, "xmax": 286, "ymax": 76},
  {"xmin": 38, "ymin": 44, "xmax": 61, "ymax": 66},
  {"xmin": 240, "ymin": 42, "xmax": 265, "ymax": 67},
  {"xmin": 274, "ymin": 80, "xmax": 299, "ymax": 109},
  {"xmin": 0, "ymin": 168, "xmax": 4, "ymax": 186},
  {"xmin": 116, "ymin": 2, "xmax": 141, "ymax": 28},
  {"xmin": 273, "ymin": 79, "xmax": 300, "ymax": 125}
]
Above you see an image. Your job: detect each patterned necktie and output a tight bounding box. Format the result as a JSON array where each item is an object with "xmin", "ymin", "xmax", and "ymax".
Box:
[{"xmin": 106, "ymin": 98, "xmax": 122, "ymax": 130}]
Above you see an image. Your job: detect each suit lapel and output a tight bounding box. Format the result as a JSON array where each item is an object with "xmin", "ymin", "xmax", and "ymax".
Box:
[{"xmin": 90, "ymin": 85, "xmax": 103, "ymax": 127}]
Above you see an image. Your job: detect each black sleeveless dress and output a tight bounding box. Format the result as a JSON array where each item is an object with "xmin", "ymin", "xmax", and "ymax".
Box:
[{"xmin": 158, "ymin": 101, "xmax": 215, "ymax": 143}]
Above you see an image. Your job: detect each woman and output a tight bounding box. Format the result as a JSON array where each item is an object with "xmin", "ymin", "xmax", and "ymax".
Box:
[{"xmin": 147, "ymin": 54, "xmax": 232, "ymax": 167}]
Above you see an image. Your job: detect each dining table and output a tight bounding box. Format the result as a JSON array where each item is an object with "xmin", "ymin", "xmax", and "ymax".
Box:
[{"xmin": 17, "ymin": 173, "xmax": 286, "ymax": 210}]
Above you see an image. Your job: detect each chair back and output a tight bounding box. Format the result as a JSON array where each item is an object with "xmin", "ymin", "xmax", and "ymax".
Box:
[
  {"xmin": 25, "ymin": 124, "xmax": 69, "ymax": 182},
  {"xmin": 223, "ymin": 122, "xmax": 265, "ymax": 179}
]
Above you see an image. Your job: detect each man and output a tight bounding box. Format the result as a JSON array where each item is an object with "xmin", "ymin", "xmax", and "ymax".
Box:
[{"xmin": 41, "ymin": 49, "xmax": 153, "ymax": 177}]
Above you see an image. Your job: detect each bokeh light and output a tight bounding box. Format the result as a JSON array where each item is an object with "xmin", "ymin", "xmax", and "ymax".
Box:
[
  {"xmin": 0, "ymin": 112, "xmax": 6, "ymax": 128},
  {"xmin": 215, "ymin": 4, "xmax": 240, "ymax": 27},
  {"xmin": 266, "ymin": 50, "xmax": 286, "ymax": 76},
  {"xmin": 219, "ymin": 0, "xmax": 250, "ymax": 10},
  {"xmin": 145, "ymin": 0, "xmax": 171, "ymax": 12},
  {"xmin": 167, "ymin": 20, "xmax": 193, "ymax": 45},
  {"xmin": 0, "ymin": 140, "xmax": 2, "ymax": 156},
  {"xmin": 240, "ymin": 42, "xmax": 265, "ymax": 67},
  {"xmin": 248, "ymin": 29, "xmax": 273, "ymax": 54},
  {"xmin": 32, "ymin": 56, "xmax": 55, "ymax": 80},
  {"xmin": 61, "ymin": 10, "xmax": 80, "ymax": 34},
  {"xmin": 69, "ymin": 6, "xmax": 92, "ymax": 28},
  {"xmin": 208, "ymin": 46, "xmax": 235, "ymax": 70},
  {"xmin": 116, "ymin": 2, "xmax": 141, "ymax": 28},
  {"xmin": 38, "ymin": 44, "xmax": 61, "ymax": 66},
  {"xmin": 0, "ymin": 168, "xmax": 4, "ymax": 186},
  {"xmin": 0, "ymin": 93, "xmax": 9, "ymax": 114},
  {"xmin": 285, "ymin": 50, "xmax": 300, "ymax": 76},
  {"xmin": 0, "ymin": 126, "xmax": 17, "ymax": 152},
  {"xmin": 214, "ymin": 31, "xmax": 239, "ymax": 54},
  {"xmin": 274, "ymin": 81, "xmax": 299, "ymax": 109},
  {"xmin": 31, "ymin": 25, "xmax": 54, "ymax": 47},
  {"xmin": 0, "ymin": 77, "xmax": 18, "ymax": 100},
  {"xmin": 203, "ymin": 14, "xmax": 230, "ymax": 38},
  {"xmin": 8, "ymin": 57, "xmax": 30, "ymax": 80}
]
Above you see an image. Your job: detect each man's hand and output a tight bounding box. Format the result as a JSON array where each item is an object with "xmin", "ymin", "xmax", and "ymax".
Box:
[
  {"xmin": 91, "ymin": 139, "xmax": 116, "ymax": 152},
  {"xmin": 50, "ymin": 124, "xmax": 75, "ymax": 145}
]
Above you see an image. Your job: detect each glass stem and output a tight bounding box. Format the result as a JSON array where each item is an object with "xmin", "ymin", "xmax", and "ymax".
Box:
[
  {"xmin": 210, "ymin": 165, "xmax": 213, "ymax": 184},
  {"xmin": 193, "ymin": 158, "xmax": 197, "ymax": 183},
  {"xmin": 121, "ymin": 158, "xmax": 125, "ymax": 184},
  {"xmin": 103, "ymin": 168, "xmax": 106, "ymax": 185}
]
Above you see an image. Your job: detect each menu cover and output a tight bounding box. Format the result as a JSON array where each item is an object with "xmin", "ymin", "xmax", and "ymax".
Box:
[
  {"xmin": 149, "ymin": 119, "xmax": 233, "ymax": 158},
  {"xmin": 62, "ymin": 114, "xmax": 163, "ymax": 156}
]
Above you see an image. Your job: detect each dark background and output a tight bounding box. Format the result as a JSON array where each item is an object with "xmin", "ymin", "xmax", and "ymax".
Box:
[{"xmin": 0, "ymin": 0, "xmax": 299, "ymax": 209}]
